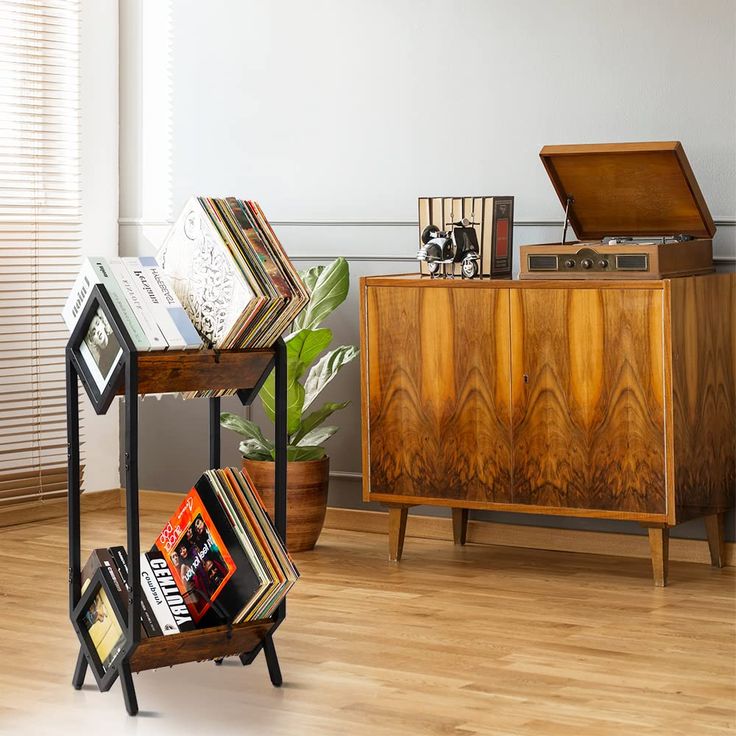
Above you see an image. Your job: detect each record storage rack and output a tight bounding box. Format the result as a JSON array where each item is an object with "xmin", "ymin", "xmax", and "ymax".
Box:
[{"xmin": 66, "ymin": 284, "xmax": 288, "ymax": 716}]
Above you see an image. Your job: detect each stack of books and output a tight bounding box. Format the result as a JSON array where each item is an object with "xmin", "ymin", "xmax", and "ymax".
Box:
[
  {"xmin": 62, "ymin": 256, "xmax": 203, "ymax": 392},
  {"xmin": 82, "ymin": 467, "xmax": 298, "ymax": 637},
  {"xmin": 157, "ymin": 197, "xmax": 309, "ymax": 350}
]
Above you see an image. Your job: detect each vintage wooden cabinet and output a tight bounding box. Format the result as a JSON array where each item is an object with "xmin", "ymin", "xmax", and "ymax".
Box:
[{"xmin": 359, "ymin": 273, "xmax": 735, "ymax": 585}]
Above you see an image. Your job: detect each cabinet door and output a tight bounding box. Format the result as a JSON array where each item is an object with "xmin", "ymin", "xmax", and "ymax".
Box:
[
  {"xmin": 510, "ymin": 287, "xmax": 667, "ymax": 514},
  {"xmin": 365, "ymin": 286, "xmax": 512, "ymax": 504}
]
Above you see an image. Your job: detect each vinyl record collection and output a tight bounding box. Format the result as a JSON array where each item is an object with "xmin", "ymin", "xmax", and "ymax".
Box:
[
  {"xmin": 63, "ymin": 196, "xmax": 308, "ymax": 397},
  {"xmin": 158, "ymin": 196, "xmax": 310, "ymax": 351},
  {"xmin": 82, "ymin": 467, "xmax": 298, "ymax": 645}
]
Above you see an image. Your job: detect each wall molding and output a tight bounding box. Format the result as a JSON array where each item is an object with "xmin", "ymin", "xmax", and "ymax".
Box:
[
  {"xmin": 119, "ymin": 217, "xmax": 736, "ymax": 228},
  {"xmin": 324, "ymin": 507, "xmax": 735, "ymax": 567}
]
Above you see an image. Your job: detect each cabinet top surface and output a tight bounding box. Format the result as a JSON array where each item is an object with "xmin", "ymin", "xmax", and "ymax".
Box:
[{"xmin": 362, "ymin": 273, "xmax": 674, "ymax": 289}]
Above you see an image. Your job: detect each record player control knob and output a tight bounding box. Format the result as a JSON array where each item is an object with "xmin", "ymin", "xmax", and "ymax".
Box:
[
  {"xmin": 564, "ymin": 259, "xmax": 575, "ymax": 268},
  {"xmin": 599, "ymin": 259, "xmax": 609, "ymax": 268},
  {"xmin": 581, "ymin": 258, "xmax": 593, "ymax": 269}
]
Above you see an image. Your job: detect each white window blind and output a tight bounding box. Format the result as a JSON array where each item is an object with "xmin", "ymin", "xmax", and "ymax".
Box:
[{"xmin": 0, "ymin": 0, "xmax": 82, "ymax": 507}]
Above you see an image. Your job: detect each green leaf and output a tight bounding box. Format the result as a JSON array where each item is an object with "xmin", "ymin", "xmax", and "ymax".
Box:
[
  {"xmin": 259, "ymin": 366, "xmax": 306, "ymax": 436},
  {"xmin": 303, "ymin": 345, "xmax": 359, "ymax": 411},
  {"xmin": 238, "ymin": 440, "xmax": 272, "ymax": 461},
  {"xmin": 291, "ymin": 400, "xmax": 349, "ymax": 444},
  {"xmin": 296, "ymin": 425, "xmax": 338, "ymax": 447},
  {"xmin": 220, "ymin": 412, "xmax": 274, "ymax": 453},
  {"xmin": 286, "ymin": 327, "xmax": 332, "ymax": 375},
  {"xmin": 294, "ymin": 257, "xmax": 349, "ymax": 331},
  {"xmin": 292, "ymin": 266, "xmax": 323, "ymax": 330},
  {"xmin": 300, "ymin": 265, "xmax": 324, "ymax": 294},
  {"xmin": 285, "ymin": 445, "xmax": 326, "ymax": 461}
]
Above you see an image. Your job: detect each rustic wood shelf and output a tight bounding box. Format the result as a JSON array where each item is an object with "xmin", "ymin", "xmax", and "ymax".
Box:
[
  {"xmin": 114, "ymin": 348, "xmax": 275, "ymax": 396},
  {"xmin": 129, "ymin": 619, "xmax": 277, "ymax": 672},
  {"xmin": 66, "ymin": 284, "xmax": 288, "ymax": 715}
]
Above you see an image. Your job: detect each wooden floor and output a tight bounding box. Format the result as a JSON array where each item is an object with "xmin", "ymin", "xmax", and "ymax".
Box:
[{"xmin": 0, "ymin": 506, "xmax": 734, "ymax": 736}]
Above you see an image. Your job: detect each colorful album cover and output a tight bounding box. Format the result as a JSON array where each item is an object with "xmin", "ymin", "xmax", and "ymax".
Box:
[
  {"xmin": 153, "ymin": 488, "xmax": 236, "ymax": 623},
  {"xmin": 80, "ymin": 580, "xmax": 126, "ymax": 672}
]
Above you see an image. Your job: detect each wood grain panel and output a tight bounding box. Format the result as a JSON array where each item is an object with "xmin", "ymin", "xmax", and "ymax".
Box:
[
  {"xmin": 670, "ymin": 274, "xmax": 736, "ymax": 521},
  {"xmin": 365, "ymin": 286, "xmax": 512, "ymax": 503},
  {"xmin": 115, "ymin": 349, "xmax": 274, "ymax": 395},
  {"xmin": 128, "ymin": 620, "xmax": 274, "ymax": 672},
  {"xmin": 511, "ymin": 288, "xmax": 667, "ymax": 513}
]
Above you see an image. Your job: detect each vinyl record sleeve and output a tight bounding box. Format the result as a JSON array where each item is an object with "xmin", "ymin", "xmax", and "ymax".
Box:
[{"xmin": 152, "ymin": 479, "xmax": 262, "ymax": 625}]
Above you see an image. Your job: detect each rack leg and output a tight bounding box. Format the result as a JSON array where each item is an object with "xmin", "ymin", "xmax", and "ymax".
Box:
[
  {"xmin": 239, "ymin": 641, "xmax": 264, "ymax": 666},
  {"xmin": 72, "ymin": 647, "xmax": 87, "ymax": 690},
  {"xmin": 263, "ymin": 634, "xmax": 282, "ymax": 687},
  {"xmin": 119, "ymin": 661, "xmax": 138, "ymax": 716}
]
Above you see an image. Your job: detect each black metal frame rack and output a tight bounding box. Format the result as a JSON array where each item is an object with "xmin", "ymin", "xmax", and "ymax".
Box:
[{"xmin": 66, "ymin": 285, "xmax": 288, "ymax": 715}]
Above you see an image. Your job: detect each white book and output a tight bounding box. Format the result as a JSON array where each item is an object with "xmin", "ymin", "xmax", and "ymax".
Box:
[
  {"xmin": 62, "ymin": 257, "xmax": 150, "ymax": 351},
  {"xmin": 123, "ymin": 257, "xmax": 202, "ymax": 350},
  {"xmin": 109, "ymin": 258, "xmax": 168, "ymax": 350},
  {"xmin": 144, "ymin": 260, "xmax": 203, "ymax": 349},
  {"xmin": 139, "ymin": 553, "xmax": 180, "ymax": 636},
  {"xmin": 157, "ymin": 196, "xmax": 257, "ymax": 348}
]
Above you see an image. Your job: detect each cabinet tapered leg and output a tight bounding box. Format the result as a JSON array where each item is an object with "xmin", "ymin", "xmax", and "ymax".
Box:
[
  {"xmin": 647, "ymin": 527, "xmax": 669, "ymax": 587},
  {"xmin": 72, "ymin": 647, "xmax": 87, "ymax": 690},
  {"xmin": 704, "ymin": 512, "xmax": 726, "ymax": 568},
  {"xmin": 388, "ymin": 506, "xmax": 408, "ymax": 562},
  {"xmin": 452, "ymin": 508, "xmax": 469, "ymax": 545}
]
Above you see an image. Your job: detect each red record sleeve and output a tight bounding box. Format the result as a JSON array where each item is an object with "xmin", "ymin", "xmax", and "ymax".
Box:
[{"xmin": 153, "ymin": 487, "xmax": 237, "ymax": 623}]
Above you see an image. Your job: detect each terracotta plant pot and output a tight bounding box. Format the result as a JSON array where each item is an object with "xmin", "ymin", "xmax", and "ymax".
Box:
[{"xmin": 243, "ymin": 456, "xmax": 329, "ymax": 553}]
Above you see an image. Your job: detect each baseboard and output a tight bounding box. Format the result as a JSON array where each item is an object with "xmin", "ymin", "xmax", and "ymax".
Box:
[
  {"xmin": 121, "ymin": 488, "xmax": 183, "ymax": 513},
  {"xmin": 323, "ymin": 507, "xmax": 736, "ymax": 567},
  {"xmin": 20, "ymin": 490, "xmax": 728, "ymax": 568},
  {"xmin": 0, "ymin": 488, "xmax": 121, "ymax": 528}
]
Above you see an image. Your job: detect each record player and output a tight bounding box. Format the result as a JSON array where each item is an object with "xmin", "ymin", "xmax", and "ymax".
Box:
[{"xmin": 520, "ymin": 141, "xmax": 716, "ymax": 279}]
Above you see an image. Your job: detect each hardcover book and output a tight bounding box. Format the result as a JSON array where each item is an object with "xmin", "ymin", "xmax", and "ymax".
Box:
[
  {"xmin": 62, "ymin": 257, "xmax": 150, "ymax": 351},
  {"xmin": 122, "ymin": 257, "xmax": 202, "ymax": 351}
]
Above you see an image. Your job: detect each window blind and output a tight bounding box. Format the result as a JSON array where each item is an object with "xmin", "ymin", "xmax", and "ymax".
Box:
[{"xmin": 0, "ymin": 0, "xmax": 83, "ymax": 507}]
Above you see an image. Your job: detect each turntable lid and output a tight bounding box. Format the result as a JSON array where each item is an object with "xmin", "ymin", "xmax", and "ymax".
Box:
[{"xmin": 540, "ymin": 141, "xmax": 716, "ymax": 239}]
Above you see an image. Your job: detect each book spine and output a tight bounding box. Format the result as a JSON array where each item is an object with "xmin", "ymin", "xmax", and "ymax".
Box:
[
  {"xmin": 109, "ymin": 546, "xmax": 162, "ymax": 638},
  {"xmin": 87, "ymin": 257, "xmax": 151, "ymax": 351},
  {"xmin": 142, "ymin": 259, "xmax": 203, "ymax": 349},
  {"xmin": 145, "ymin": 548, "xmax": 197, "ymax": 632},
  {"xmin": 139, "ymin": 552, "xmax": 180, "ymax": 635},
  {"xmin": 109, "ymin": 259, "xmax": 169, "ymax": 350},
  {"xmin": 61, "ymin": 260, "xmax": 96, "ymax": 331},
  {"xmin": 123, "ymin": 257, "xmax": 196, "ymax": 350}
]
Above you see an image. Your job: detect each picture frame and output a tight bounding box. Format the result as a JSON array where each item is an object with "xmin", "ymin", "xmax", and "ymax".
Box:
[
  {"xmin": 66, "ymin": 284, "xmax": 132, "ymax": 415},
  {"xmin": 71, "ymin": 566, "xmax": 130, "ymax": 691}
]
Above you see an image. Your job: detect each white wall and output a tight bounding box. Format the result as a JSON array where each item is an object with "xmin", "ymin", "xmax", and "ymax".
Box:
[
  {"xmin": 118, "ymin": 0, "xmax": 735, "ymax": 537},
  {"xmin": 80, "ymin": 0, "xmax": 120, "ymax": 491}
]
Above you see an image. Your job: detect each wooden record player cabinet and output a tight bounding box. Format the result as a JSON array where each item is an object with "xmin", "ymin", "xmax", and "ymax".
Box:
[{"xmin": 359, "ymin": 273, "xmax": 735, "ymax": 586}]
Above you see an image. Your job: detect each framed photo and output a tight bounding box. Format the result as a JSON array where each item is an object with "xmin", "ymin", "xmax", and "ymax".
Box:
[
  {"xmin": 68, "ymin": 284, "xmax": 130, "ymax": 415},
  {"xmin": 79, "ymin": 305, "xmax": 122, "ymax": 391},
  {"xmin": 71, "ymin": 566, "xmax": 129, "ymax": 691}
]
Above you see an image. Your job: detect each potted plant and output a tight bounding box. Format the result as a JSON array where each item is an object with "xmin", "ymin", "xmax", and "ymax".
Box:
[{"xmin": 220, "ymin": 257, "xmax": 358, "ymax": 551}]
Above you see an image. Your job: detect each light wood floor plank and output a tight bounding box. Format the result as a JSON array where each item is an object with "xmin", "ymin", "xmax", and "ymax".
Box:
[{"xmin": 0, "ymin": 506, "xmax": 733, "ymax": 735}]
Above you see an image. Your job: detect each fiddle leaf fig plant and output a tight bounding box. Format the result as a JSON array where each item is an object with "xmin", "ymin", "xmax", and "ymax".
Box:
[{"xmin": 220, "ymin": 257, "xmax": 358, "ymax": 462}]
